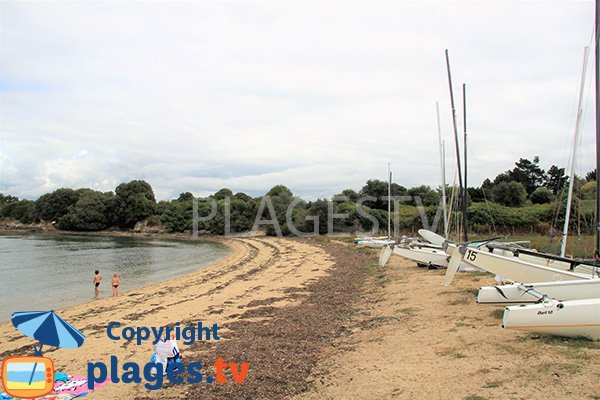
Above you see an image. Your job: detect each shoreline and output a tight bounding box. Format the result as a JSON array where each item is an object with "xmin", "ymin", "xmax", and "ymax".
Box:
[
  {"xmin": 0, "ymin": 230, "xmax": 233, "ymax": 324},
  {"xmin": 0, "ymin": 236, "xmax": 341, "ymax": 399}
]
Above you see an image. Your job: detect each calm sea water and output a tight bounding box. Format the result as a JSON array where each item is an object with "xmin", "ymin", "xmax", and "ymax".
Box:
[{"xmin": 0, "ymin": 234, "xmax": 230, "ymax": 322}]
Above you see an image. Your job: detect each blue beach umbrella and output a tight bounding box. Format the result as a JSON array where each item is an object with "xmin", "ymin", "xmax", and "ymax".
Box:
[
  {"xmin": 11, "ymin": 311, "xmax": 85, "ymax": 386},
  {"xmin": 11, "ymin": 310, "xmax": 86, "ymax": 354}
]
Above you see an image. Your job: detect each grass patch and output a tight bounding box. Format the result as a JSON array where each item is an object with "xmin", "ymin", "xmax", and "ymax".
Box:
[
  {"xmin": 448, "ymin": 296, "xmax": 471, "ymax": 305},
  {"xmin": 342, "ymin": 311, "xmax": 355, "ymax": 319},
  {"xmin": 396, "ymin": 307, "xmax": 418, "ymax": 315},
  {"xmin": 365, "ymin": 260, "xmax": 390, "ymax": 287},
  {"xmin": 539, "ymin": 361, "xmax": 582, "ymax": 374},
  {"xmin": 483, "ymin": 380, "xmax": 503, "ymax": 389},
  {"xmin": 520, "ymin": 333, "xmax": 600, "ymax": 349},
  {"xmin": 436, "ymin": 347, "xmax": 467, "ymax": 359},
  {"xmin": 465, "ymin": 395, "xmax": 489, "ymax": 400},
  {"xmin": 456, "ymin": 322, "xmax": 475, "ymax": 328},
  {"xmin": 490, "ymin": 309, "xmax": 505, "ymax": 320},
  {"xmin": 465, "ymin": 288, "xmax": 479, "ymax": 297}
]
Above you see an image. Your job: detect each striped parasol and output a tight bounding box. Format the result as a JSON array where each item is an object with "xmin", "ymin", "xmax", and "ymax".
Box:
[{"xmin": 11, "ymin": 311, "xmax": 85, "ymax": 354}]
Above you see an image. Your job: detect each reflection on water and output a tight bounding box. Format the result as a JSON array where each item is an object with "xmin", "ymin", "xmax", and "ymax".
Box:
[{"xmin": 0, "ymin": 234, "xmax": 230, "ymax": 321}]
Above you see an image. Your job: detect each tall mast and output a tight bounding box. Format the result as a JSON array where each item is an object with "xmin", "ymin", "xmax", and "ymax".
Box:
[
  {"xmin": 561, "ymin": 46, "xmax": 590, "ymax": 257},
  {"xmin": 462, "ymin": 83, "xmax": 468, "ymax": 241},
  {"xmin": 445, "ymin": 49, "xmax": 467, "ymax": 242},
  {"xmin": 388, "ymin": 163, "xmax": 392, "ymax": 239},
  {"xmin": 595, "ymin": 0, "xmax": 600, "ymax": 255},
  {"xmin": 436, "ymin": 102, "xmax": 448, "ymax": 238}
]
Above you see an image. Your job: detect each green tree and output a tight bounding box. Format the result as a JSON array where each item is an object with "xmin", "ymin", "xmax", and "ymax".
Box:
[
  {"xmin": 160, "ymin": 199, "xmax": 193, "ymax": 233},
  {"xmin": 358, "ymin": 208, "xmax": 388, "ymax": 232},
  {"xmin": 333, "ymin": 189, "xmax": 359, "ymax": 203},
  {"xmin": 258, "ymin": 185, "xmax": 302, "ymax": 236},
  {"xmin": 545, "ymin": 165, "xmax": 568, "ymax": 195},
  {"xmin": 530, "ymin": 187, "xmax": 555, "ymax": 204},
  {"xmin": 491, "ymin": 181, "xmax": 527, "ymax": 207},
  {"xmin": 0, "ymin": 194, "xmax": 19, "ymax": 218},
  {"xmin": 35, "ymin": 188, "xmax": 79, "ymax": 221},
  {"xmin": 467, "ymin": 187, "xmax": 485, "ymax": 203},
  {"xmin": 3, "ymin": 199, "xmax": 37, "ymax": 223},
  {"xmin": 406, "ymin": 185, "xmax": 440, "ymax": 207},
  {"xmin": 586, "ymin": 169, "xmax": 596, "ymax": 182},
  {"xmin": 266, "ymin": 184, "xmax": 293, "ymax": 198},
  {"xmin": 581, "ymin": 181, "xmax": 596, "ymax": 200},
  {"xmin": 505, "ymin": 157, "xmax": 546, "ymax": 195},
  {"xmin": 177, "ymin": 192, "xmax": 194, "ymax": 202},
  {"xmin": 234, "ymin": 192, "xmax": 252, "ymax": 202},
  {"xmin": 113, "ymin": 180, "xmax": 157, "ymax": 228},
  {"xmin": 305, "ymin": 199, "xmax": 329, "ymax": 234},
  {"xmin": 359, "ymin": 180, "xmax": 407, "ymax": 210},
  {"xmin": 212, "ymin": 188, "xmax": 233, "ymax": 201},
  {"xmin": 58, "ymin": 191, "xmax": 113, "ymax": 231}
]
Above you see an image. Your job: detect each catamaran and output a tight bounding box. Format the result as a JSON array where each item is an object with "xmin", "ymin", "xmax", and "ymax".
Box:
[
  {"xmin": 502, "ymin": 298, "xmax": 600, "ymax": 340},
  {"xmin": 443, "ymin": 41, "xmax": 600, "ymax": 287},
  {"xmin": 501, "ymin": 11, "xmax": 600, "ymax": 339},
  {"xmin": 478, "ymin": 278, "xmax": 600, "ymax": 305},
  {"xmin": 444, "ymin": 244, "xmax": 599, "ymax": 286},
  {"xmin": 355, "ymin": 164, "xmax": 394, "ymax": 248}
]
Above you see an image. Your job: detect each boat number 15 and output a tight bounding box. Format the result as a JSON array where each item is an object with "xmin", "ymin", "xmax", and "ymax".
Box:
[{"xmin": 465, "ymin": 249, "xmax": 477, "ymax": 262}]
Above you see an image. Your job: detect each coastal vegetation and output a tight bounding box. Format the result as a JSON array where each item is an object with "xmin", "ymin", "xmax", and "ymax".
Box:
[{"xmin": 0, "ymin": 157, "xmax": 596, "ymax": 242}]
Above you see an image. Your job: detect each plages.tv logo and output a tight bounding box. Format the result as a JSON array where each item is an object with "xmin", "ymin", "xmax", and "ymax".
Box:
[
  {"xmin": 86, "ymin": 321, "xmax": 250, "ymax": 390},
  {"xmin": 1, "ymin": 310, "xmax": 85, "ymax": 399}
]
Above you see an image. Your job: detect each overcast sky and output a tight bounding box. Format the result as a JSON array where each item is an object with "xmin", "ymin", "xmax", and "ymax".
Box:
[{"xmin": 0, "ymin": 1, "xmax": 597, "ymax": 201}]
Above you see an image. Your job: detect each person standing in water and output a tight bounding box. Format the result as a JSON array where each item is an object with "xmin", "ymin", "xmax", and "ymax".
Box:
[
  {"xmin": 93, "ymin": 270, "xmax": 102, "ymax": 298},
  {"xmin": 112, "ymin": 272, "xmax": 120, "ymax": 297}
]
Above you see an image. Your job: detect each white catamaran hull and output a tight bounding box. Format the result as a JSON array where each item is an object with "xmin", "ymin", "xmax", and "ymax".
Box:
[
  {"xmin": 503, "ymin": 298, "xmax": 600, "ymax": 340},
  {"xmin": 392, "ymin": 246, "xmax": 449, "ymax": 267},
  {"xmin": 356, "ymin": 238, "xmax": 394, "ymax": 248},
  {"xmin": 478, "ymin": 279, "xmax": 600, "ymax": 305},
  {"xmin": 457, "ymin": 247, "xmax": 593, "ymax": 283}
]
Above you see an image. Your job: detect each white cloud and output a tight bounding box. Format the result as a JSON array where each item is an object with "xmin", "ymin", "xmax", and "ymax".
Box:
[{"xmin": 0, "ymin": 1, "xmax": 596, "ymax": 200}]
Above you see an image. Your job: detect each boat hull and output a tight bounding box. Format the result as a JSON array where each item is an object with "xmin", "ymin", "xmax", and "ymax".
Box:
[
  {"xmin": 478, "ymin": 279, "xmax": 600, "ymax": 305},
  {"xmin": 460, "ymin": 247, "xmax": 592, "ymax": 283},
  {"xmin": 393, "ymin": 246, "xmax": 449, "ymax": 267},
  {"xmin": 503, "ymin": 298, "xmax": 600, "ymax": 340},
  {"xmin": 356, "ymin": 239, "xmax": 394, "ymax": 248}
]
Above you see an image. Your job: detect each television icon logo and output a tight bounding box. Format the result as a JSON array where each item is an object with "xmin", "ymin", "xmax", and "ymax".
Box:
[{"xmin": 1, "ymin": 356, "xmax": 55, "ymax": 398}]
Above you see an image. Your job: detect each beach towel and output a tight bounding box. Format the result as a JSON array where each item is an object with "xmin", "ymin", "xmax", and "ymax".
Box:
[
  {"xmin": 0, "ymin": 392, "xmax": 82, "ymax": 400},
  {"xmin": 54, "ymin": 372, "xmax": 69, "ymax": 382},
  {"xmin": 53, "ymin": 375, "xmax": 109, "ymax": 396}
]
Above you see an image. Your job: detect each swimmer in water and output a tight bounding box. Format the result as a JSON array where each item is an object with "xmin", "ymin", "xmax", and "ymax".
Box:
[
  {"xmin": 112, "ymin": 272, "xmax": 120, "ymax": 297},
  {"xmin": 93, "ymin": 270, "xmax": 102, "ymax": 298}
]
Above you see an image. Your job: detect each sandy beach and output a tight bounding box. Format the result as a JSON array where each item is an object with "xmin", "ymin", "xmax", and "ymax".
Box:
[{"xmin": 1, "ymin": 237, "xmax": 599, "ymax": 400}]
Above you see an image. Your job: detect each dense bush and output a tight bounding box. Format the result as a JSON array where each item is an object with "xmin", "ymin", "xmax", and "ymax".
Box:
[
  {"xmin": 113, "ymin": 180, "xmax": 157, "ymax": 228},
  {"xmin": 491, "ymin": 181, "xmax": 527, "ymax": 207},
  {"xmin": 530, "ymin": 187, "xmax": 555, "ymax": 204},
  {"xmin": 58, "ymin": 191, "xmax": 113, "ymax": 231},
  {"xmin": 36, "ymin": 188, "xmax": 79, "ymax": 222},
  {"xmin": 1, "ymin": 156, "xmax": 593, "ymax": 236}
]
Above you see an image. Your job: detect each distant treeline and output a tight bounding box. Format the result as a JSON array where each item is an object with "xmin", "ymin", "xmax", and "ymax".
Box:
[{"xmin": 0, "ymin": 156, "xmax": 596, "ymax": 236}]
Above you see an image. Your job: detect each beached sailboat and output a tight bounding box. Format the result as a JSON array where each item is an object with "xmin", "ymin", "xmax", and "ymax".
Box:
[
  {"xmin": 444, "ymin": 244, "xmax": 598, "ymax": 286},
  {"xmin": 500, "ymin": 3, "xmax": 600, "ymax": 340},
  {"xmin": 478, "ymin": 278, "xmax": 600, "ymax": 305},
  {"xmin": 444, "ymin": 41, "xmax": 599, "ymax": 287},
  {"xmin": 356, "ymin": 164, "xmax": 394, "ymax": 248},
  {"xmin": 385, "ymin": 230, "xmax": 453, "ymax": 268},
  {"xmin": 379, "ymin": 72, "xmax": 462, "ymax": 269},
  {"xmin": 502, "ymin": 298, "xmax": 600, "ymax": 340}
]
